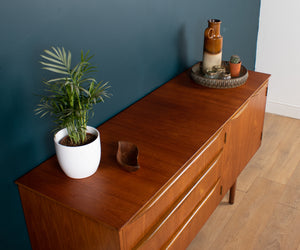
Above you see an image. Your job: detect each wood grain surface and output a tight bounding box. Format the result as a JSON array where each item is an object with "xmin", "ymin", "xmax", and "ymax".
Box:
[{"xmin": 16, "ymin": 68, "xmax": 271, "ymax": 249}]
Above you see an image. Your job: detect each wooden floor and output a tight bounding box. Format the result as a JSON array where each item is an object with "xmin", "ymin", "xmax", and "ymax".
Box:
[{"xmin": 187, "ymin": 113, "xmax": 300, "ymax": 250}]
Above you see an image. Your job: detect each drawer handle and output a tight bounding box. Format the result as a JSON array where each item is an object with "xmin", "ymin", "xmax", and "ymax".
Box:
[
  {"xmin": 253, "ymin": 83, "xmax": 268, "ymax": 98},
  {"xmin": 164, "ymin": 178, "xmax": 221, "ymax": 249},
  {"xmin": 232, "ymin": 100, "xmax": 249, "ymax": 120},
  {"xmin": 130, "ymin": 128, "xmax": 223, "ymax": 223},
  {"xmin": 232, "ymin": 84, "xmax": 266, "ymax": 121},
  {"xmin": 133, "ymin": 149, "xmax": 223, "ymax": 249}
]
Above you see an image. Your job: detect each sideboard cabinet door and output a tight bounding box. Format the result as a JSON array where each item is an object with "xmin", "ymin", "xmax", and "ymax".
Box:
[{"xmin": 222, "ymin": 83, "xmax": 268, "ymax": 193}]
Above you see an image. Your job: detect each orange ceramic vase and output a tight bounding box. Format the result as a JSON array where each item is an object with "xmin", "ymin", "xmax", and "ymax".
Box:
[{"xmin": 202, "ymin": 19, "xmax": 223, "ymax": 73}]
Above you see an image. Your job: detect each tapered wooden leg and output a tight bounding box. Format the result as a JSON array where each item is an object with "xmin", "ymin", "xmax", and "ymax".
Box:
[{"xmin": 229, "ymin": 181, "xmax": 237, "ymax": 204}]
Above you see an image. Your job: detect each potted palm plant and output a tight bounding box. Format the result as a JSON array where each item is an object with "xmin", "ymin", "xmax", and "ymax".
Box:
[{"xmin": 35, "ymin": 47, "xmax": 111, "ymax": 179}]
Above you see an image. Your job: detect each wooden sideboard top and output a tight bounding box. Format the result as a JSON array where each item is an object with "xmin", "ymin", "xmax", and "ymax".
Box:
[{"xmin": 16, "ymin": 69, "xmax": 270, "ymax": 230}]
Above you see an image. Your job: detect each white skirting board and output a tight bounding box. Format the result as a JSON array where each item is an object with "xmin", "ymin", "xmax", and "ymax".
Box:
[{"xmin": 266, "ymin": 100, "xmax": 300, "ymax": 120}]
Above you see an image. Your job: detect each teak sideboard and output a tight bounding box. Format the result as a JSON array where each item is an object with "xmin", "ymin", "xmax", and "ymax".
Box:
[{"xmin": 16, "ymin": 68, "xmax": 270, "ymax": 250}]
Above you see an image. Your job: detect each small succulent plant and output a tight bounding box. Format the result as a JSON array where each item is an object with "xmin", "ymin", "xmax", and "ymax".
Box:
[{"xmin": 230, "ymin": 55, "xmax": 241, "ymax": 64}]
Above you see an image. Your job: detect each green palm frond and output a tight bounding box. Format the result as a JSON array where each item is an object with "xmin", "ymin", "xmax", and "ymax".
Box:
[{"xmin": 36, "ymin": 46, "xmax": 111, "ymax": 145}]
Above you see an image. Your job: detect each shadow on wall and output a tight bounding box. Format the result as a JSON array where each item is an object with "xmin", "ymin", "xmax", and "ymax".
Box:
[{"xmin": 177, "ymin": 25, "xmax": 189, "ymax": 72}]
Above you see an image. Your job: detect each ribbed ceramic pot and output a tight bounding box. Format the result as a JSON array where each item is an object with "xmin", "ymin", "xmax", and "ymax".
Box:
[
  {"xmin": 202, "ymin": 19, "xmax": 223, "ymax": 73},
  {"xmin": 54, "ymin": 126, "xmax": 101, "ymax": 179}
]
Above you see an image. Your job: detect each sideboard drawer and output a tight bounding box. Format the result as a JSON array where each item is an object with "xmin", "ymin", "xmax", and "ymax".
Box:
[
  {"xmin": 164, "ymin": 177, "xmax": 221, "ymax": 250},
  {"xmin": 134, "ymin": 158, "xmax": 222, "ymax": 249},
  {"xmin": 122, "ymin": 129, "xmax": 224, "ymax": 249}
]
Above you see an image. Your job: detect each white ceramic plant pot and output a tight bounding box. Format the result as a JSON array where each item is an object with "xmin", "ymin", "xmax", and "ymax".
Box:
[{"xmin": 54, "ymin": 126, "xmax": 101, "ymax": 179}]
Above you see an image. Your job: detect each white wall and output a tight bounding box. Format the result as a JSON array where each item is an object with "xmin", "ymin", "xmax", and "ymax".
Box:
[{"xmin": 256, "ymin": 0, "xmax": 300, "ymax": 119}]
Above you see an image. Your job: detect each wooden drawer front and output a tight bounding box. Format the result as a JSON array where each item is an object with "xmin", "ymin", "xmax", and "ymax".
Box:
[
  {"xmin": 121, "ymin": 130, "xmax": 224, "ymax": 249},
  {"xmin": 134, "ymin": 157, "xmax": 222, "ymax": 249},
  {"xmin": 164, "ymin": 178, "xmax": 221, "ymax": 250}
]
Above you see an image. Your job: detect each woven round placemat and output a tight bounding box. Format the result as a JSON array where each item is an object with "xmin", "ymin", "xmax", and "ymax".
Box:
[{"xmin": 190, "ymin": 62, "xmax": 248, "ymax": 89}]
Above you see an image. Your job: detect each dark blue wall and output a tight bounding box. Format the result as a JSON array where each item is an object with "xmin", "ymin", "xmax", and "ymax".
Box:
[{"xmin": 0, "ymin": 0, "xmax": 260, "ymax": 248}]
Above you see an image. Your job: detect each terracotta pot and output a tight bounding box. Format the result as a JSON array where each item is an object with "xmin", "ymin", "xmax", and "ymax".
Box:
[
  {"xmin": 202, "ymin": 19, "xmax": 223, "ymax": 73},
  {"xmin": 54, "ymin": 126, "xmax": 101, "ymax": 179},
  {"xmin": 229, "ymin": 62, "xmax": 242, "ymax": 78}
]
